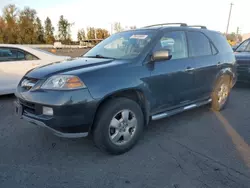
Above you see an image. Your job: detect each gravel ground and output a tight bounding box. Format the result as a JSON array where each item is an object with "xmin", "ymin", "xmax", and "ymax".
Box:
[{"xmin": 0, "ymin": 49, "xmax": 250, "ymax": 187}]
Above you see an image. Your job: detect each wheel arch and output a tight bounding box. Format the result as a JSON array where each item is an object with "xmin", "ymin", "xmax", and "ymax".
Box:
[
  {"xmin": 214, "ymin": 67, "xmax": 235, "ymax": 89},
  {"xmin": 90, "ymin": 88, "xmax": 150, "ymax": 132}
]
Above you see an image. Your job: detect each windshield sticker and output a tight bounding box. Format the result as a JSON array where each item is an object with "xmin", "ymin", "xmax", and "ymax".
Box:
[{"xmin": 130, "ymin": 35, "xmax": 148, "ymax": 39}]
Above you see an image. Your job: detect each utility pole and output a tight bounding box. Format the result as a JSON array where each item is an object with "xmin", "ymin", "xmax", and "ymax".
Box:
[{"xmin": 226, "ymin": 3, "xmax": 233, "ymax": 35}]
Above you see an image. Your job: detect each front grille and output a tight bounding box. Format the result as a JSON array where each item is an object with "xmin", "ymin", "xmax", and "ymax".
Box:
[{"xmin": 19, "ymin": 99, "xmax": 37, "ymax": 114}]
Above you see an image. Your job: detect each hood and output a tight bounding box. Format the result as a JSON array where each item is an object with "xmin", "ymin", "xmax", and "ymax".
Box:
[
  {"xmin": 26, "ymin": 57, "xmax": 123, "ymax": 79},
  {"xmin": 234, "ymin": 52, "xmax": 250, "ymax": 60}
]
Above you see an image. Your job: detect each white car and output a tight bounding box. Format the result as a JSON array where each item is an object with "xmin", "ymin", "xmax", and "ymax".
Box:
[{"xmin": 0, "ymin": 44, "xmax": 71, "ymax": 95}]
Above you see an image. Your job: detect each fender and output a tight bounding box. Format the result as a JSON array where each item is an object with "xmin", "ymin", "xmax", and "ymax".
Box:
[
  {"xmin": 95, "ymin": 87, "xmax": 152, "ymax": 126},
  {"xmin": 213, "ymin": 66, "xmax": 237, "ymax": 88}
]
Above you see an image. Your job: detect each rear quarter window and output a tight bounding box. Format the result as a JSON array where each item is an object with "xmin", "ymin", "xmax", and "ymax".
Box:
[{"xmin": 205, "ymin": 31, "xmax": 233, "ymax": 53}]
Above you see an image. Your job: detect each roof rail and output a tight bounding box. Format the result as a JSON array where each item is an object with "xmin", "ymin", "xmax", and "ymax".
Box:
[
  {"xmin": 143, "ymin": 23, "xmax": 188, "ymax": 28},
  {"xmin": 187, "ymin": 25, "xmax": 207, "ymax": 29}
]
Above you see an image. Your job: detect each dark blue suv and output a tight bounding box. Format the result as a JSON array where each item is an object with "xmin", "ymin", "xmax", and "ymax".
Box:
[
  {"xmin": 234, "ymin": 38, "xmax": 250, "ymax": 83},
  {"xmin": 15, "ymin": 23, "xmax": 237, "ymax": 154}
]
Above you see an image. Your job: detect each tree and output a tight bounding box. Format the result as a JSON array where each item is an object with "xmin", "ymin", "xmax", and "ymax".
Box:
[
  {"xmin": 44, "ymin": 17, "xmax": 55, "ymax": 44},
  {"xmin": 77, "ymin": 28, "xmax": 86, "ymax": 41},
  {"xmin": 129, "ymin": 25, "xmax": 137, "ymax": 30},
  {"xmin": 86, "ymin": 27, "xmax": 95, "ymax": 39},
  {"xmin": 2, "ymin": 4, "xmax": 18, "ymax": 43},
  {"xmin": 226, "ymin": 32, "xmax": 236, "ymax": 42},
  {"xmin": 113, "ymin": 22, "xmax": 123, "ymax": 33},
  {"xmin": 95, "ymin": 28, "xmax": 110, "ymax": 39},
  {"xmin": 0, "ymin": 16, "xmax": 6, "ymax": 43},
  {"xmin": 58, "ymin": 15, "xmax": 72, "ymax": 44},
  {"xmin": 17, "ymin": 7, "xmax": 37, "ymax": 44},
  {"xmin": 35, "ymin": 17, "xmax": 44, "ymax": 43}
]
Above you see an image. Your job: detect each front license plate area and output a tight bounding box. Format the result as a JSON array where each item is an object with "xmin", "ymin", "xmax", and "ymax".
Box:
[{"xmin": 14, "ymin": 101, "xmax": 23, "ymax": 118}]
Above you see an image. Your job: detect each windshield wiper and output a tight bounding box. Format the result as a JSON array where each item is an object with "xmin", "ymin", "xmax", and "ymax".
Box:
[{"xmin": 84, "ymin": 54, "xmax": 116, "ymax": 59}]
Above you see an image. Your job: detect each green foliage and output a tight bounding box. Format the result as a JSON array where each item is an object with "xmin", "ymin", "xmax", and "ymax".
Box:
[
  {"xmin": 0, "ymin": 4, "xmax": 113, "ymax": 44},
  {"xmin": 35, "ymin": 17, "xmax": 45, "ymax": 43},
  {"xmin": 77, "ymin": 28, "xmax": 86, "ymax": 41},
  {"xmin": 0, "ymin": 16, "xmax": 6, "ymax": 43},
  {"xmin": 17, "ymin": 7, "xmax": 37, "ymax": 44},
  {"xmin": 226, "ymin": 32, "xmax": 243, "ymax": 43},
  {"xmin": 95, "ymin": 28, "xmax": 110, "ymax": 39},
  {"xmin": 58, "ymin": 15, "xmax": 73, "ymax": 44},
  {"xmin": 129, "ymin": 25, "xmax": 137, "ymax": 29},
  {"xmin": 2, "ymin": 4, "xmax": 18, "ymax": 43},
  {"xmin": 113, "ymin": 22, "xmax": 123, "ymax": 33},
  {"xmin": 87, "ymin": 27, "xmax": 95, "ymax": 39},
  {"xmin": 44, "ymin": 17, "xmax": 55, "ymax": 44}
]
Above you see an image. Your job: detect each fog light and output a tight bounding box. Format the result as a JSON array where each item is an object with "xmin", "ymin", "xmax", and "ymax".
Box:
[{"xmin": 43, "ymin": 106, "xmax": 53, "ymax": 116}]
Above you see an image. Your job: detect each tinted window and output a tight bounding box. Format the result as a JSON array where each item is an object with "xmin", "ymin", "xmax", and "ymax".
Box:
[
  {"xmin": 187, "ymin": 31, "xmax": 212, "ymax": 57},
  {"xmin": 0, "ymin": 48, "xmax": 17, "ymax": 62},
  {"xmin": 236, "ymin": 40, "xmax": 250, "ymax": 52},
  {"xmin": 17, "ymin": 51, "xmax": 25, "ymax": 60},
  {"xmin": 153, "ymin": 31, "xmax": 188, "ymax": 60},
  {"xmin": 206, "ymin": 32, "xmax": 233, "ymax": 53},
  {"xmin": 0, "ymin": 47, "xmax": 38, "ymax": 62}
]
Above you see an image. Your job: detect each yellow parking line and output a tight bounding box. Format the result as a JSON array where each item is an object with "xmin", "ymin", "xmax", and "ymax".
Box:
[{"xmin": 213, "ymin": 110, "xmax": 250, "ymax": 168}]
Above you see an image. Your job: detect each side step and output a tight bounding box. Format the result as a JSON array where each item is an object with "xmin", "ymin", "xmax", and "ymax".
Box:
[{"xmin": 151, "ymin": 99, "xmax": 212, "ymax": 121}]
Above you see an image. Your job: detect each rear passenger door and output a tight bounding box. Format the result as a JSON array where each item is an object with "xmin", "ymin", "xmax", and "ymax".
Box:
[{"xmin": 186, "ymin": 31, "xmax": 218, "ymax": 99}]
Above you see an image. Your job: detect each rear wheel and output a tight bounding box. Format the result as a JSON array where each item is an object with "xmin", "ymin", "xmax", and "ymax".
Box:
[
  {"xmin": 93, "ymin": 98, "xmax": 144, "ymax": 155},
  {"xmin": 211, "ymin": 75, "xmax": 231, "ymax": 111}
]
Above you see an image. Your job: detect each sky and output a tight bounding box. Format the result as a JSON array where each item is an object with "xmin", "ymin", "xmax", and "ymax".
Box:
[{"xmin": 0, "ymin": 0, "xmax": 249, "ymax": 40}]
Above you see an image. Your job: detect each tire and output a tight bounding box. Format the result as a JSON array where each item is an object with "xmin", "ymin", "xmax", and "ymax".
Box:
[
  {"xmin": 93, "ymin": 98, "xmax": 144, "ymax": 155},
  {"xmin": 211, "ymin": 75, "xmax": 231, "ymax": 111}
]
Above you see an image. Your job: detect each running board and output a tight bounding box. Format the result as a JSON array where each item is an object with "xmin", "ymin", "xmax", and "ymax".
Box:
[{"xmin": 151, "ymin": 98, "xmax": 212, "ymax": 121}]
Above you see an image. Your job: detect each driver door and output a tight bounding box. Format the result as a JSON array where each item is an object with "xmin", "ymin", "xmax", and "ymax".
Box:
[{"xmin": 147, "ymin": 31, "xmax": 197, "ymax": 113}]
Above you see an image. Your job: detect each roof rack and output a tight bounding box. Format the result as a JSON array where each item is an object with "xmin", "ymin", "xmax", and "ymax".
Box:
[
  {"xmin": 187, "ymin": 25, "xmax": 207, "ymax": 29},
  {"xmin": 143, "ymin": 23, "xmax": 188, "ymax": 28}
]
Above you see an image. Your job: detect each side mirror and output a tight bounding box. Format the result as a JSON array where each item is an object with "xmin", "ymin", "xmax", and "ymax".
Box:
[{"xmin": 151, "ymin": 50, "xmax": 172, "ymax": 62}]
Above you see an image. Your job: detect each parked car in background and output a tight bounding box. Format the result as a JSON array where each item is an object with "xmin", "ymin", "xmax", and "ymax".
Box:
[
  {"xmin": 53, "ymin": 42, "xmax": 63, "ymax": 49},
  {"xmin": 232, "ymin": 44, "xmax": 239, "ymax": 51},
  {"xmin": 0, "ymin": 44, "xmax": 71, "ymax": 95},
  {"xmin": 15, "ymin": 23, "xmax": 236, "ymax": 155},
  {"xmin": 234, "ymin": 38, "xmax": 250, "ymax": 83}
]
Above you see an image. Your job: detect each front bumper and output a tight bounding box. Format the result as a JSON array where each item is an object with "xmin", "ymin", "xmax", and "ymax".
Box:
[
  {"xmin": 22, "ymin": 115, "xmax": 88, "ymax": 138},
  {"xmin": 15, "ymin": 87, "xmax": 98, "ymax": 138}
]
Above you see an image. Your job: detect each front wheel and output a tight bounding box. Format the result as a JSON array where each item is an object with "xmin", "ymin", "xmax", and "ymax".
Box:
[
  {"xmin": 211, "ymin": 75, "xmax": 231, "ymax": 111},
  {"xmin": 93, "ymin": 98, "xmax": 144, "ymax": 155}
]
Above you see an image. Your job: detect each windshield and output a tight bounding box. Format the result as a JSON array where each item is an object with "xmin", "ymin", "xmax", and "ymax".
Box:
[
  {"xmin": 83, "ymin": 30, "xmax": 156, "ymax": 59},
  {"xmin": 236, "ymin": 40, "xmax": 250, "ymax": 52}
]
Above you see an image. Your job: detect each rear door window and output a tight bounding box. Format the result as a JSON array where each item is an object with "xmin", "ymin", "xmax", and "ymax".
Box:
[{"xmin": 187, "ymin": 31, "xmax": 212, "ymax": 57}]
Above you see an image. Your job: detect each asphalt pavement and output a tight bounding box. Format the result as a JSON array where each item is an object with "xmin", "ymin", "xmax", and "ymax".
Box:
[{"xmin": 0, "ymin": 84, "xmax": 250, "ymax": 188}]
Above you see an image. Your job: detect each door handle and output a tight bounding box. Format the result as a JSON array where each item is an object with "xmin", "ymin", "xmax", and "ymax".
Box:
[{"xmin": 185, "ymin": 67, "xmax": 195, "ymax": 72}]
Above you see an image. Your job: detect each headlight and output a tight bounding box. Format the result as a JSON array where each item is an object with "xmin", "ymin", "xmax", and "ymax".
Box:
[{"xmin": 41, "ymin": 75, "xmax": 86, "ymax": 90}]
